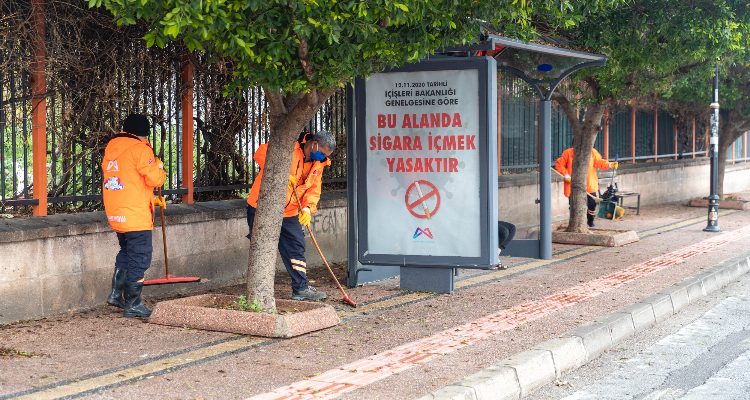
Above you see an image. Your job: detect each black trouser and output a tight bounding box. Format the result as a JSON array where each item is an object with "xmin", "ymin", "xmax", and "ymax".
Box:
[
  {"xmin": 246, "ymin": 205, "xmax": 309, "ymax": 292},
  {"xmin": 115, "ymin": 230, "xmax": 153, "ymax": 283},
  {"xmin": 568, "ymin": 194, "xmax": 598, "ymax": 225},
  {"xmin": 497, "ymin": 221, "xmax": 516, "ymax": 250},
  {"xmin": 587, "ymin": 192, "xmax": 597, "ymax": 224}
]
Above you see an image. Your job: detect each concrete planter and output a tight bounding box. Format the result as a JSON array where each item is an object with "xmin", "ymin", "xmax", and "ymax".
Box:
[
  {"xmin": 687, "ymin": 198, "xmax": 750, "ymax": 210},
  {"xmin": 149, "ymin": 294, "xmax": 340, "ymax": 338},
  {"xmin": 552, "ymin": 227, "xmax": 639, "ymax": 247}
]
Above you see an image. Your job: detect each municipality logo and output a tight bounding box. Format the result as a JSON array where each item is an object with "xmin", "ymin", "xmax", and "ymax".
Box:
[{"xmin": 412, "ymin": 227, "xmax": 433, "ymax": 240}]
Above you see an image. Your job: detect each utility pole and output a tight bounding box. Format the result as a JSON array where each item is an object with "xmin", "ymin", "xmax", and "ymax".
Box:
[{"xmin": 704, "ymin": 64, "xmax": 720, "ymax": 232}]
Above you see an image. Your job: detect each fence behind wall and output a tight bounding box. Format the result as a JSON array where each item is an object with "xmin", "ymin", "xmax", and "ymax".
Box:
[
  {"xmin": 498, "ymin": 75, "xmax": 716, "ymax": 172},
  {"xmin": 0, "ymin": 3, "xmax": 747, "ymax": 214}
]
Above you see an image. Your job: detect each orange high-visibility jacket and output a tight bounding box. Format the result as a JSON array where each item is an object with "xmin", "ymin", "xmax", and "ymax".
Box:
[
  {"xmin": 246, "ymin": 142, "xmax": 331, "ymax": 217},
  {"xmin": 554, "ymin": 148, "xmax": 611, "ymax": 197},
  {"xmin": 102, "ymin": 133, "xmax": 166, "ymax": 232}
]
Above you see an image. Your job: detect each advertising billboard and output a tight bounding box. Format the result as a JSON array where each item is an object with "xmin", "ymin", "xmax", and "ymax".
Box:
[{"xmin": 354, "ymin": 57, "xmax": 497, "ymax": 268}]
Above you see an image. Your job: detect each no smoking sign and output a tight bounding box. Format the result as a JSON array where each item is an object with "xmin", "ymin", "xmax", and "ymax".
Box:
[{"xmin": 404, "ymin": 180, "xmax": 440, "ymax": 219}]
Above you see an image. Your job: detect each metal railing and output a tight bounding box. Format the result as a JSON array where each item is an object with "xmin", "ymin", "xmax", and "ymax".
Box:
[
  {"xmin": 1, "ymin": 48, "xmax": 33, "ymax": 208},
  {"xmin": 2, "ymin": 52, "xmax": 748, "ymax": 213},
  {"xmin": 497, "ymin": 74, "xmax": 733, "ymax": 171}
]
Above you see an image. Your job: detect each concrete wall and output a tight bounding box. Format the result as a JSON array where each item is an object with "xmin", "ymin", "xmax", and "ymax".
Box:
[
  {"xmin": 1, "ymin": 159, "xmax": 748, "ymax": 324},
  {"xmin": 499, "ymin": 159, "xmax": 750, "ymax": 233},
  {"xmin": 0, "ymin": 198, "xmax": 345, "ymax": 324}
]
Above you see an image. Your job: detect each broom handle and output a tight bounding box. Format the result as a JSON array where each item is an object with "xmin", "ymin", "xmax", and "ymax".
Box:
[
  {"xmin": 305, "ymin": 224, "xmax": 348, "ymax": 295},
  {"xmin": 158, "ymin": 187, "xmax": 169, "ymax": 277},
  {"xmin": 291, "ymin": 187, "xmax": 350, "ymax": 296},
  {"xmin": 610, "ymin": 154, "xmax": 619, "ymax": 188},
  {"xmin": 550, "ymin": 168, "xmax": 600, "ymax": 201}
]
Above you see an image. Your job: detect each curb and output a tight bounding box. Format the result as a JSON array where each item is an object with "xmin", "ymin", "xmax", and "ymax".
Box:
[{"xmin": 417, "ymin": 255, "xmax": 750, "ymax": 400}]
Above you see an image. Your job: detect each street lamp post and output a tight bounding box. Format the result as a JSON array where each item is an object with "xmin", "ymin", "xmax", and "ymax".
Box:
[{"xmin": 704, "ymin": 64, "xmax": 720, "ymax": 232}]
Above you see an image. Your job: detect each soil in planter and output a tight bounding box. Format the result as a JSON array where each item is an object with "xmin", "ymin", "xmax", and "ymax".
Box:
[
  {"xmin": 555, "ymin": 225, "xmax": 628, "ymax": 235},
  {"xmin": 201, "ymin": 262, "xmax": 353, "ymax": 301},
  {"xmin": 205, "ymin": 295, "xmax": 303, "ymax": 315}
]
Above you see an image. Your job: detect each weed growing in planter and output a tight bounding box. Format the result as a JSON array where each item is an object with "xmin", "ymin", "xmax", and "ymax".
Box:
[{"xmin": 234, "ymin": 295, "xmax": 263, "ymax": 313}]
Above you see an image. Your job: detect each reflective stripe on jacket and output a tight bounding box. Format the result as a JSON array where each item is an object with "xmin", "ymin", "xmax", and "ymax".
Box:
[
  {"xmin": 554, "ymin": 148, "xmax": 610, "ymax": 197},
  {"xmin": 246, "ymin": 142, "xmax": 331, "ymax": 217},
  {"xmin": 102, "ymin": 133, "xmax": 166, "ymax": 232}
]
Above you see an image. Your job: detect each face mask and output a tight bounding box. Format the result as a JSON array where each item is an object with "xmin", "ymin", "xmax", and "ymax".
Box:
[{"xmin": 309, "ymin": 143, "xmax": 327, "ymax": 162}]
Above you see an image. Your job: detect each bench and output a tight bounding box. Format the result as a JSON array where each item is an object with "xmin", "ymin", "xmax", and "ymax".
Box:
[
  {"xmin": 598, "ymin": 178, "xmax": 641, "ymax": 216},
  {"xmin": 616, "ymin": 191, "xmax": 641, "ymax": 215}
]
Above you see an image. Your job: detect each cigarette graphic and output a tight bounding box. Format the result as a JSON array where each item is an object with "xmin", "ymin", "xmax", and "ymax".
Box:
[{"xmin": 414, "ymin": 181, "xmax": 432, "ymax": 219}]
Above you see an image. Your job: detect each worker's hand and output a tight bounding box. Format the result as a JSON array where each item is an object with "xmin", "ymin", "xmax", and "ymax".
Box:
[
  {"xmin": 154, "ymin": 195, "xmax": 166, "ymax": 209},
  {"xmin": 563, "ymin": 174, "xmax": 571, "ymax": 183},
  {"xmin": 155, "ymin": 157, "xmax": 164, "ymax": 170},
  {"xmin": 298, "ymin": 207, "xmax": 311, "ymax": 227},
  {"xmin": 288, "ymin": 175, "xmax": 297, "ymax": 191},
  {"xmin": 610, "ymin": 161, "xmax": 619, "ymax": 170}
]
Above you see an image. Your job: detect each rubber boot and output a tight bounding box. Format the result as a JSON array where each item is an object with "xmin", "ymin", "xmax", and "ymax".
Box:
[
  {"xmin": 587, "ymin": 214, "xmax": 596, "ymax": 228},
  {"xmin": 107, "ymin": 268, "xmax": 126, "ymax": 308},
  {"xmin": 122, "ymin": 282, "xmax": 151, "ymax": 318}
]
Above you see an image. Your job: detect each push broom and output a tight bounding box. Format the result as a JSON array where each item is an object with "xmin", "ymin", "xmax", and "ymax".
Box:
[
  {"xmin": 292, "ymin": 188, "xmax": 357, "ymax": 307},
  {"xmin": 143, "ymin": 187, "xmax": 202, "ymax": 286}
]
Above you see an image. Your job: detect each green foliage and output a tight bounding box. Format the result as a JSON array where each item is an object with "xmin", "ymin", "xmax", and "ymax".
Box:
[
  {"xmin": 562, "ymin": 0, "xmax": 750, "ymax": 103},
  {"xmin": 91, "ymin": 0, "xmax": 623, "ymax": 95},
  {"xmin": 234, "ymin": 295, "xmax": 264, "ymax": 313}
]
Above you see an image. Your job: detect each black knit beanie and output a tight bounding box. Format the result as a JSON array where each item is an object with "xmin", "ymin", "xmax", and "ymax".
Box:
[{"xmin": 122, "ymin": 114, "xmax": 150, "ymax": 137}]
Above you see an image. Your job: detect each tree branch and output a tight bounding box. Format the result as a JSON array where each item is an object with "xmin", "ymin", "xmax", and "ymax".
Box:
[
  {"xmin": 264, "ymin": 87, "xmax": 286, "ymax": 117},
  {"xmin": 283, "ymin": 93, "xmax": 305, "ymax": 112},
  {"xmin": 297, "ymin": 34, "xmax": 314, "ymax": 82},
  {"xmin": 552, "ymin": 92, "xmax": 581, "ymax": 132},
  {"xmin": 584, "ymin": 76, "xmax": 600, "ymax": 100}
]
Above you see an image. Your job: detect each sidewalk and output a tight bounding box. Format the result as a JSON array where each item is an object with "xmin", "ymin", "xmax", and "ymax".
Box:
[{"xmin": 1, "ymin": 202, "xmax": 749, "ymax": 400}]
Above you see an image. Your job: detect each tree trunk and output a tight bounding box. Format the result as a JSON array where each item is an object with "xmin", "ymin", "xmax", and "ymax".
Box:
[
  {"xmin": 717, "ymin": 123, "xmax": 748, "ymax": 199},
  {"xmin": 245, "ymin": 89, "xmax": 334, "ymax": 312},
  {"xmin": 567, "ymin": 112, "xmax": 601, "ymax": 233},
  {"xmin": 553, "ymin": 95, "xmax": 607, "ymax": 233}
]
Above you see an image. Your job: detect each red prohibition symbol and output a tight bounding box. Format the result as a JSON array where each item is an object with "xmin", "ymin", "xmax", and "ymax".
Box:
[{"xmin": 405, "ymin": 180, "xmax": 440, "ymax": 219}]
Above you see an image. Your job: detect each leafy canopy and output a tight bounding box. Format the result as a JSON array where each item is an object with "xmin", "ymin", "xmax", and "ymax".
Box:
[
  {"xmin": 561, "ymin": 0, "xmax": 749, "ymax": 102},
  {"xmin": 89, "ymin": 0, "xmax": 624, "ymax": 94},
  {"xmin": 666, "ymin": 2, "xmax": 750, "ymax": 116}
]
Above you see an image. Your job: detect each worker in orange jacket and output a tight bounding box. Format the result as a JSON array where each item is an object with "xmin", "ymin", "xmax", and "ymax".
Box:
[
  {"xmin": 102, "ymin": 114, "xmax": 166, "ymax": 318},
  {"xmin": 555, "ymin": 147, "xmax": 618, "ymax": 227},
  {"xmin": 246, "ymin": 130, "xmax": 335, "ymax": 301}
]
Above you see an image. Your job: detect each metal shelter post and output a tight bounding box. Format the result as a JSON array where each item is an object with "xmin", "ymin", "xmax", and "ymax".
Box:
[
  {"xmin": 486, "ymin": 35, "xmax": 606, "ymax": 260},
  {"xmin": 539, "ymin": 99, "xmax": 553, "ymax": 259}
]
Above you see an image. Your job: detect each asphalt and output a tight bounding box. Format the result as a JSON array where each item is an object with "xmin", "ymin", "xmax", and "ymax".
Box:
[
  {"xmin": 0, "ymin": 200, "xmax": 749, "ymax": 400},
  {"xmin": 527, "ymin": 262, "xmax": 750, "ymax": 400}
]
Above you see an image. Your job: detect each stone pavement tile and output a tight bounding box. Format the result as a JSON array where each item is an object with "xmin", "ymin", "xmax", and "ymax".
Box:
[
  {"xmin": 420, "ymin": 243, "xmax": 750, "ymax": 400},
  {"xmin": 533, "ymin": 337, "xmax": 587, "ymax": 377},
  {"xmin": 626, "ymin": 301, "xmax": 657, "ymax": 329},
  {"xmin": 417, "ymin": 384, "xmax": 478, "ymax": 400},
  {"xmin": 696, "ymin": 270, "xmax": 720, "ymax": 293},
  {"xmin": 6, "ymin": 205, "xmax": 750, "ymax": 400},
  {"xmin": 569, "ymin": 322, "xmax": 612, "ymax": 360},
  {"xmin": 642, "ymin": 293, "xmax": 675, "ymax": 322},
  {"xmin": 684, "ymin": 278, "xmax": 707, "ymax": 302},
  {"xmin": 501, "ymin": 349, "xmax": 555, "ymax": 396},
  {"xmin": 659, "ymin": 284, "xmax": 690, "ymax": 312},
  {"xmin": 597, "ymin": 312, "xmax": 636, "ymax": 345}
]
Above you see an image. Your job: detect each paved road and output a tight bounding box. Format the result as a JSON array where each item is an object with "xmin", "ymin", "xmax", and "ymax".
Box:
[{"xmin": 529, "ymin": 264, "xmax": 750, "ymax": 400}]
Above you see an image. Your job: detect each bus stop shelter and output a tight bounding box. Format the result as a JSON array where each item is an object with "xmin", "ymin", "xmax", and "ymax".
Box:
[
  {"xmin": 347, "ymin": 35, "xmax": 606, "ymax": 291},
  {"xmin": 484, "ymin": 35, "xmax": 607, "ymax": 260}
]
